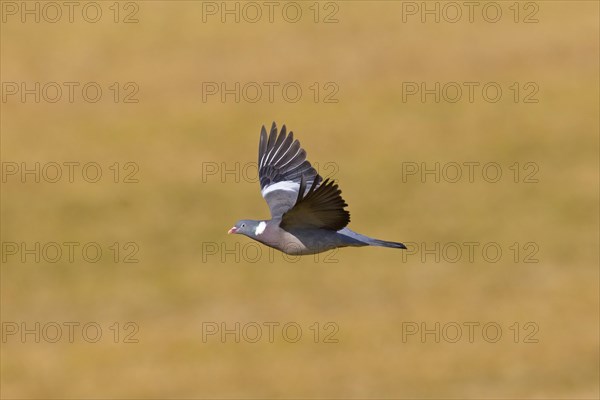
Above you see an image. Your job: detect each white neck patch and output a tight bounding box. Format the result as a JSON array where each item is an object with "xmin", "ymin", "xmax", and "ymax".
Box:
[{"xmin": 255, "ymin": 221, "xmax": 267, "ymax": 235}]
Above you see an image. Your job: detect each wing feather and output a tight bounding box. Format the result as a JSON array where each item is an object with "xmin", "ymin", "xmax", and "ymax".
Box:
[
  {"xmin": 258, "ymin": 122, "xmax": 321, "ymax": 219},
  {"xmin": 280, "ymin": 177, "xmax": 350, "ymax": 231}
]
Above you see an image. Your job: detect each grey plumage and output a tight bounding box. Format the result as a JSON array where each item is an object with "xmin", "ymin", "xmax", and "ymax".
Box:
[{"xmin": 228, "ymin": 122, "xmax": 406, "ymax": 255}]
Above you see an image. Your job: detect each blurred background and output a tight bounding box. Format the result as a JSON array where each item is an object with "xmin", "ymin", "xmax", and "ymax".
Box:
[{"xmin": 1, "ymin": 1, "xmax": 598, "ymax": 398}]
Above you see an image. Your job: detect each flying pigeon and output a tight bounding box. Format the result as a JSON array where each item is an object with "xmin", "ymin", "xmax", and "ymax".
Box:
[{"xmin": 228, "ymin": 122, "xmax": 406, "ymax": 255}]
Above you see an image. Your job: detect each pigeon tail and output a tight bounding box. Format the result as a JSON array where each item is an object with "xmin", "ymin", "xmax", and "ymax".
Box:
[
  {"xmin": 367, "ymin": 238, "xmax": 407, "ymax": 249},
  {"xmin": 337, "ymin": 228, "xmax": 406, "ymax": 250}
]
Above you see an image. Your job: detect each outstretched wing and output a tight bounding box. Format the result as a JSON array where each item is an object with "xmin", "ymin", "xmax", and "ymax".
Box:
[
  {"xmin": 280, "ymin": 176, "xmax": 350, "ymax": 231},
  {"xmin": 259, "ymin": 122, "xmax": 321, "ymax": 219}
]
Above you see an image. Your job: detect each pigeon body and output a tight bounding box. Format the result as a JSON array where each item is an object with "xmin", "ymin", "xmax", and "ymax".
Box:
[{"xmin": 228, "ymin": 122, "xmax": 406, "ymax": 255}]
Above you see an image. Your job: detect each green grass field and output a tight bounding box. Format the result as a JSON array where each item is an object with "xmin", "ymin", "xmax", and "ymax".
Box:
[{"xmin": 1, "ymin": 1, "xmax": 598, "ymax": 398}]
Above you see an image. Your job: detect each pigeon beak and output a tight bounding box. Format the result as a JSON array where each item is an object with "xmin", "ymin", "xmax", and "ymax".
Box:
[{"xmin": 228, "ymin": 227, "xmax": 237, "ymax": 234}]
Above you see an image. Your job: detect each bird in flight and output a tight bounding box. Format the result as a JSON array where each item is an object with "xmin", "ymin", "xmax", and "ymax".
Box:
[{"xmin": 228, "ymin": 122, "xmax": 406, "ymax": 255}]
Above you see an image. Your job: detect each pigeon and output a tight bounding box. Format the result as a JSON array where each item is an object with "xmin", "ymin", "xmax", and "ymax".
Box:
[{"xmin": 228, "ymin": 122, "xmax": 406, "ymax": 255}]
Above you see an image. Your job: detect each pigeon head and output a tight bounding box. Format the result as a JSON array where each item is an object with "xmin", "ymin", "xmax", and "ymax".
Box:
[{"xmin": 228, "ymin": 219, "xmax": 265, "ymax": 237}]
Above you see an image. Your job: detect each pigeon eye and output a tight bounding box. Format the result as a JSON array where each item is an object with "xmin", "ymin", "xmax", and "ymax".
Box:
[{"xmin": 241, "ymin": 223, "xmax": 246, "ymax": 228}]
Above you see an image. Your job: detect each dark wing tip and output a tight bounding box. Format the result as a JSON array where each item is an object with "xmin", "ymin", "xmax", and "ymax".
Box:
[{"xmin": 282, "ymin": 175, "xmax": 350, "ymax": 231}]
